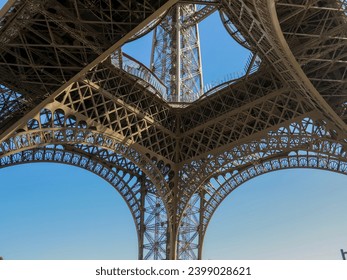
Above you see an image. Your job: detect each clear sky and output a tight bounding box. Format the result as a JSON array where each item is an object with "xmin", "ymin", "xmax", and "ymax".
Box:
[{"xmin": 0, "ymin": 1, "xmax": 346, "ymax": 260}]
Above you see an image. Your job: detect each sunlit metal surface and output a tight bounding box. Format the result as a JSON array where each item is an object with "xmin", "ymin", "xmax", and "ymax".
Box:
[{"xmin": 0, "ymin": 0, "xmax": 346, "ymax": 259}]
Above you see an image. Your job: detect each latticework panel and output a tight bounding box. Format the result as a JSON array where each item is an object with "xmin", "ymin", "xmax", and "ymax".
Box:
[
  {"xmin": 0, "ymin": 104, "xmax": 173, "ymax": 208},
  {"xmin": 0, "ymin": 0, "xmax": 179, "ymax": 136},
  {"xmin": 55, "ymin": 78, "xmax": 177, "ymax": 162},
  {"xmin": 0, "ymin": 85, "xmax": 27, "ymax": 129},
  {"xmin": 276, "ymin": 0, "xmax": 347, "ymax": 121},
  {"xmin": 1, "ymin": 0, "xmax": 347, "ymax": 260},
  {"xmin": 141, "ymin": 187, "xmax": 169, "ymax": 260},
  {"xmin": 220, "ymin": 0, "xmax": 347, "ymax": 133},
  {"xmin": 179, "ymin": 86, "xmax": 315, "ymax": 162},
  {"xmin": 179, "ymin": 116, "xmax": 347, "ymax": 199},
  {"xmin": 178, "ymin": 116, "xmax": 347, "ymax": 259},
  {"xmin": 0, "ymin": 111, "xmax": 175, "ymax": 260},
  {"xmin": 151, "ymin": 4, "xmax": 204, "ymax": 102}
]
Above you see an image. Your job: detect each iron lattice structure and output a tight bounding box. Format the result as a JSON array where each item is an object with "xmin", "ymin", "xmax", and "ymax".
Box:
[
  {"xmin": 150, "ymin": 3, "xmax": 207, "ymax": 102},
  {"xmin": 0, "ymin": 0, "xmax": 346, "ymax": 260}
]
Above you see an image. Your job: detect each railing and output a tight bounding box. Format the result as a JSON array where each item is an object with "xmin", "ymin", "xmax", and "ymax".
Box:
[
  {"xmin": 244, "ymin": 53, "xmax": 261, "ymax": 75},
  {"xmin": 111, "ymin": 51, "xmax": 168, "ymax": 100},
  {"xmin": 202, "ymin": 75, "xmax": 244, "ymax": 98},
  {"xmin": 112, "ymin": 48, "xmax": 258, "ymax": 103},
  {"xmin": 202, "ymin": 53, "xmax": 261, "ymax": 98},
  {"xmin": 220, "ymin": 10, "xmax": 251, "ymax": 50}
]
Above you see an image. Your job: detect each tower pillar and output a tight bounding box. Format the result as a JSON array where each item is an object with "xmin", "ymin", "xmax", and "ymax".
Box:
[{"xmin": 150, "ymin": 4, "xmax": 204, "ymax": 102}]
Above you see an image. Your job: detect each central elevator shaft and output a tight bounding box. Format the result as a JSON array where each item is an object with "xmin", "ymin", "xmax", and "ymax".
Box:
[{"xmin": 150, "ymin": 4, "xmax": 204, "ymax": 102}]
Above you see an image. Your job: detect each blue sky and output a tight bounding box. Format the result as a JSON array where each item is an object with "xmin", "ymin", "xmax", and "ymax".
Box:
[{"xmin": 0, "ymin": 1, "xmax": 346, "ymax": 260}]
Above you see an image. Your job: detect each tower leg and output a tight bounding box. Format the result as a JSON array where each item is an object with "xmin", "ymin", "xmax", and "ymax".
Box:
[
  {"xmin": 138, "ymin": 179, "xmax": 168, "ymax": 259},
  {"xmin": 138, "ymin": 178, "xmax": 146, "ymax": 260},
  {"xmin": 197, "ymin": 190, "xmax": 205, "ymax": 260},
  {"xmin": 177, "ymin": 190, "xmax": 205, "ymax": 259},
  {"xmin": 168, "ymin": 223, "xmax": 178, "ymax": 260},
  {"xmin": 150, "ymin": 4, "xmax": 204, "ymax": 102}
]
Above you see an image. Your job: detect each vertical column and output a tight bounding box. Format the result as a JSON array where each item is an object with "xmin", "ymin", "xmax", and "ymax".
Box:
[
  {"xmin": 167, "ymin": 216, "xmax": 179, "ymax": 260},
  {"xmin": 150, "ymin": 4, "xmax": 204, "ymax": 102},
  {"xmin": 138, "ymin": 177, "xmax": 146, "ymax": 260},
  {"xmin": 177, "ymin": 190, "xmax": 206, "ymax": 259},
  {"xmin": 197, "ymin": 189, "xmax": 206, "ymax": 260},
  {"xmin": 150, "ymin": 7, "xmax": 177, "ymax": 101},
  {"xmin": 179, "ymin": 4, "xmax": 204, "ymax": 102},
  {"xmin": 175, "ymin": 5, "xmax": 181, "ymax": 102},
  {"xmin": 138, "ymin": 178, "xmax": 169, "ymax": 259}
]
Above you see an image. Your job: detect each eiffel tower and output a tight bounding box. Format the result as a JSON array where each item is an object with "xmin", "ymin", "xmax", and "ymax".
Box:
[{"xmin": 0, "ymin": 0, "xmax": 346, "ymax": 260}]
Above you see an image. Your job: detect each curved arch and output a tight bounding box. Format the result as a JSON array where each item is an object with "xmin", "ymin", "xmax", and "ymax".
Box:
[
  {"xmin": 0, "ymin": 146, "xmax": 144, "ymax": 250},
  {"xmin": 178, "ymin": 153, "xmax": 347, "ymax": 259},
  {"xmin": 1, "ymin": 105, "xmax": 172, "ymax": 209},
  {"xmin": 0, "ymin": 127, "xmax": 172, "ymax": 214},
  {"xmin": 178, "ymin": 116, "xmax": 347, "ymax": 220},
  {"xmin": 1, "ymin": 97, "xmax": 174, "ymax": 259},
  {"xmin": 0, "ymin": 145, "xmax": 169, "ymax": 259},
  {"xmin": 202, "ymin": 167, "xmax": 347, "ymax": 260},
  {"xmin": 199, "ymin": 154, "xmax": 347, "ymax": 252},
  {"xmin": 177, "ymin": 115, "xmax": 347, "ymax": 259}
]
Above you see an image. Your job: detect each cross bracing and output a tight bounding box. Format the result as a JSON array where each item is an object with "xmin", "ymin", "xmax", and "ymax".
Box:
[{"xmin": 0, "ymin": 0, "xmax": 346, "ymax": 259}]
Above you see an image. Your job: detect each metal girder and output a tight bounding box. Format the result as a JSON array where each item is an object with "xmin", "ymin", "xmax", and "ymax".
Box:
[
  {"xmin": 57, "ymin": 77, "xmax": 177, "ymax": 162},
  {"xmin": 179, "ymin": 115, "xmax": 347, "ymax": 206},
  {"xmin": 150, "ymin": 4, "xmax": 204, "ymax": 102},
  {"xmin": 219, "ymin": 0, "xmax": 347, "ymax": 134},
  {"xmin": 180, "ymin": 152, "xmax": 347, "ymax": 258},
  {"xmin": 0, "ymin": 0, "xmax": 180, "ymax": 142},
  {"xmin": 0, "ymin": 99, "xmax": 173, "ymax": 203},
  {"xmin": 0, "ymin": 144, "xmax": 170, "ymax": 260},
  {"xmin": 181, "ymin": 4, "xmax": 218, "ymax": 28},
  {"xmin": 1, "ymin": 0, "xmax": 347, "ymax": 260},
  {"xmin": 276, "ymin": 0, "xmax": 347, "ymax": 119},
  {"xmin": 178, "ymin": 115, "xmax": 347, "ymax": 258}
]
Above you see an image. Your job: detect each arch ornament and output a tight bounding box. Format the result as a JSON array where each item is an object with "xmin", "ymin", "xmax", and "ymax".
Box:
[
  {"xmin": 1, "ymin": 0, "xmax": 346, "ymax": 261},
  {"xmin": 178, "ymin": 116, "xmax": 347, "ymax": 259},
  {"xmin": 0, "ymin": 105, "xmax": 172, "ymax": 259},
  {"xmin": 0, "ymin": 145, "xmax": 169, "ymax": 259},
  {"xmin": 0, "ymin": 106, "xmax": 172, "ymax": 205},
  {"xmin": 179, "ymin": 155, "xmax": 347, "ymax": 259}
]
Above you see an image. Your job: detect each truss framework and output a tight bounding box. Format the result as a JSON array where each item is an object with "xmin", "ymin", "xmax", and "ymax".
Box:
[
  {"xmin": 0, "ymin": 0, "xmax": 346, "ymax": 259},
  {"xmin": 150, "ymin": 4, "xmax": 205, "ymax": 102}
]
